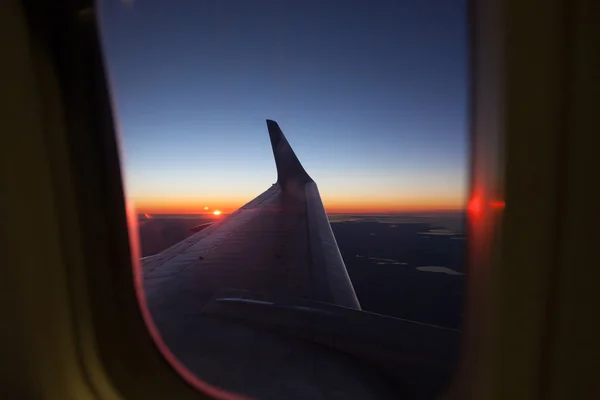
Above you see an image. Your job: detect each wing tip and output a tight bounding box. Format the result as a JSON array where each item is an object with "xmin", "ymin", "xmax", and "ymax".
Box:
[
  {"xmin": 264, "ymin": 119, "xmax": 313, "ymax": 187},
  {"xmin": 266, "ymin": 119, "xmax": 283, "ymax": 148}
]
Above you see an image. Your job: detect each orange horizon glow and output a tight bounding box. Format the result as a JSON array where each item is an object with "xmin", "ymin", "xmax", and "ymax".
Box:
[{"xmin": 132, "ymin": 196, "xmax": 465, "ymax": 215}]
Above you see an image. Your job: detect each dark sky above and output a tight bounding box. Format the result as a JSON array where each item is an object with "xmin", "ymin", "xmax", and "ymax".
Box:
[{"xmin": 98, "ymin": 0, "xmax": 468, "ymax": 213}]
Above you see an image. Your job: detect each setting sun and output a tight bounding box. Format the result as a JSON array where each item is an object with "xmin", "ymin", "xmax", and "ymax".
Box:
[{"xmin": 213, "ymin": 210, "xmax": 221, "ymax": 216}]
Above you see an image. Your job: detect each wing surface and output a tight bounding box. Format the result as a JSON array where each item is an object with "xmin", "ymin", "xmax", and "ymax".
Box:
[
  {"xmin": 143, "ymin": 119, "xmax": 360, "ymax": 309},
  {"xmin": 141, "ymin": 120, "xmax": 459, "ymax": 399}
]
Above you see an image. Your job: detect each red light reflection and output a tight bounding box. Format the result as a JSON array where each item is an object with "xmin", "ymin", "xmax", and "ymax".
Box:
[
  {"xmin": 489, "ymin": 200, "xmax": 506, "ymax": 209},
  {"xmin": 468, "ymin": 193, "xmax": 505, "ymax": 219},
  {"xmin": 467, "ymin": 194, "xmax": 483, "ymax": 217}
]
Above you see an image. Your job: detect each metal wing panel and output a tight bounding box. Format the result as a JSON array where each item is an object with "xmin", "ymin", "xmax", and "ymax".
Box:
[{"xmin": 137, "ymin": 120, "xmax": 455, "ymax": 398}]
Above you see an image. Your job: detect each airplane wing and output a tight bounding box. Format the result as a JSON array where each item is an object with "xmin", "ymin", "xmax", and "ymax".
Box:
[
  {"xmin": 143, "ymin": 119, "xmax": 360, "ymax": 310},
  {"xmin": 142, "ymin": 120, "xmax": 459, "ymax": 399}
]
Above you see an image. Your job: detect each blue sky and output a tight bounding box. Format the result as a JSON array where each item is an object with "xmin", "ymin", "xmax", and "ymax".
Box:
[{"xmin": 98, "ymin": 0, "xmax": 468, "ymax": 213}]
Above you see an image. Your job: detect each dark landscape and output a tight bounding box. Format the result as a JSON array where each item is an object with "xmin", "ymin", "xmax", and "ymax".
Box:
[{"xmin": 137, "ymin": 211, "xmax": 466, "ymax": 330}]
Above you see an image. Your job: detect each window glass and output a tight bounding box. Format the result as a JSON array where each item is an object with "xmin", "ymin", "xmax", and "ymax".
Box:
[{"xmin": 99, "ymin": 1, "xmax": 468, "ymax": 398}]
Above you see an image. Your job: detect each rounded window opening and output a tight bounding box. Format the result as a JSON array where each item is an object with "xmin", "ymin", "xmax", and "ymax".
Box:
[{"xmin": 99, "ymin": 1, "xmax": 469, "ymax": 398}]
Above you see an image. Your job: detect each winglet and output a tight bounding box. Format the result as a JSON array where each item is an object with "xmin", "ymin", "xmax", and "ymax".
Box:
[{"xmin": 266, "ymin": 120, "xmax": 313, "ymax": 190}]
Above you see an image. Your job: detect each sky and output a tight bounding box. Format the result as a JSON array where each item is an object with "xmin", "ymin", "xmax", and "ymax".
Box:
[{"xmin": 98, "ymin": 0, "xmax": 469, "ymax": 214}]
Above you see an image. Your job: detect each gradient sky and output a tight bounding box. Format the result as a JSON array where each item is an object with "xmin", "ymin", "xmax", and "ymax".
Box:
[{"xmin": 98, "ymin": 0, "xmax": 468, "ymax": 214}]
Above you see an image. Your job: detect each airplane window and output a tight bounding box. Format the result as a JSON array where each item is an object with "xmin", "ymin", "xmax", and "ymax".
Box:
[{"xmin": 98, "ymin": 0, "xmax": 468, "ymax": 398}]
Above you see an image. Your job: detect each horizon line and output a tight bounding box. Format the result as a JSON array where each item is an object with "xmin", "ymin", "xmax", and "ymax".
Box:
[{"xmin": 137, "ymin": 208, "xmax": 466, "ymax": 216}]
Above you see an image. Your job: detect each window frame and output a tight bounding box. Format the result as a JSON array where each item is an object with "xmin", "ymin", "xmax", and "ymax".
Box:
[{"xmin": 3, "ymin": 0, "xmax": 597, "ymax": 399}]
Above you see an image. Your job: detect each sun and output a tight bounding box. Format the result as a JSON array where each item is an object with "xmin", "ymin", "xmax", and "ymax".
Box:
[{"xmin": 213, "ymin": 210, "xmax": 221, "ymax": 216}]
